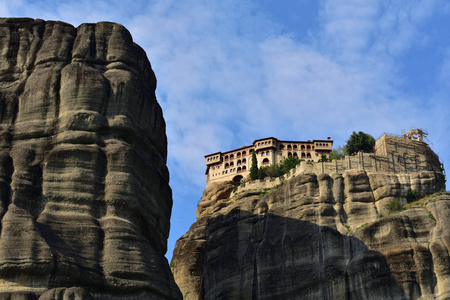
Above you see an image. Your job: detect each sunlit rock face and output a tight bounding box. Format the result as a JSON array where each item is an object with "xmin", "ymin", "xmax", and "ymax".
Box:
[
  {"xmin": 172, "ymin": 170, "xmax": 448, "ymax": 300},
  {"xmin": 0, "ymin": 18, "xmax": 181, "ymax": 299}
]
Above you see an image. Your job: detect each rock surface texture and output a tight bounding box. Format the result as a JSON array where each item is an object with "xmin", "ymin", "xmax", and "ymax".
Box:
[
  {"xmin": 0, "ymin": 18, "xmax": 181, "ymax": 299},
  {"xmin": 172, "ymin": 170, "xmax": 448, "ymax": 299}
]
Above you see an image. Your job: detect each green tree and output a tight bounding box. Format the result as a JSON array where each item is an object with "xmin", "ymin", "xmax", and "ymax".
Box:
[
  {"xmin": 328, "ymin": 146, "xmax": 346, "ymax": 161},
  {"xmin": 318, "ymin": 154, "xmax": 328, "ymax": 163},
  {"xmin": 279, "ymin": 156, "xmax": 301, "ymax": 173},
  {"xmin": 344, "ymin": 131, "xmax": 375, "ymax": 155},
  {"xmin": 250, "ymin": 149, "xmax": 259, "ymax": 180}
]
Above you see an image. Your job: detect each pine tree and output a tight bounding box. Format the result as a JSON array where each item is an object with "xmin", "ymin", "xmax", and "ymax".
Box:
[
  {"xmin": 344, "ymin": 131, "xmax": 375, "ymax": 155},
  {"xmin": 250, "ymin": 149, "xmax": 259, "ymax": 180}
]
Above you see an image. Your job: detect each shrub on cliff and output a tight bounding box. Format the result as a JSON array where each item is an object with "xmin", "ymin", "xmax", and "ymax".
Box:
[
  {"xmin": 259, "ymin": 156, "xmax": 301, "ymax": 179},
  {"xmin": 385, "ymin": 198, "xmax": 403, "ymax": 213},
  {"xmin": 344, "ymin": 131, "xmax": 376, "ymax": 155}
]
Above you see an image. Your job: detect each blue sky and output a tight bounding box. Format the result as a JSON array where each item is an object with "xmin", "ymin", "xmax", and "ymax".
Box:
[{"xmin": 3, "ymin": 0, "xmax": 450, "ymax": 261}]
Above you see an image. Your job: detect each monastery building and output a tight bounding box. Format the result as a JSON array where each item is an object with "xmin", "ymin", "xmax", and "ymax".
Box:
[{"xmin": 205, "ymin": 137, "xmax": 333, "ymax": 185}]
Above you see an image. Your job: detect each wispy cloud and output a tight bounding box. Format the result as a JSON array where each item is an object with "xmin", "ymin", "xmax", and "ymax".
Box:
[{"xmin": 1, "ymin": 0, "xmax": 449, "ymax": 259}]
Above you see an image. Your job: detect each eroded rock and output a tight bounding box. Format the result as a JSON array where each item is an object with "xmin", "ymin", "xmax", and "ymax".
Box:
[
  {"xmin": 0, "ymin": 18, "xmax": 181, "ymax": 299},
  {"xmin": 173, "ymin": 170, "xmax": 448, "ymax": 299}
]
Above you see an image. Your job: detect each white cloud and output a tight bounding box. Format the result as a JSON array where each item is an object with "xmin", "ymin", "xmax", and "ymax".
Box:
[{"xmin": 2, "ymin": 0, "xmax": 450, "ymax": 259}]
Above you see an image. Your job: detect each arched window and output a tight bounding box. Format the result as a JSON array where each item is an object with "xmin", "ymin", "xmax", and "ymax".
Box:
[
  {"xmin": 287, "ymin": 145, "xmax": 292, "ymax": 150},
  {"xmin": 242, "ymin": 151, "xmax": 246, "ymax": 156},
  {"xmin": 301, "ymin": 145, "xmax": 305, "ymax": 150},
  {"xmin": 230, "ymin": 162, "xmax": 234, "ymax": 167},
  {"xmin": 237, "ymin": 167, "xmax": 242, "ymax": 173},
  {"xmin": 293, "ymin": 145, "xmax": 298, "ymax": 149},
  {"xmin": 293, "ymin": 152, "xmax": 298, "ymax": 157},
  {"xmin": 242, "ymin": 158, "xmax": 247, "ymax": 164},
  {"xmin": 225, "ymin": 163, "xmax": 229, "ymax": 169},
  {"xmin": 237, "ymin": 152, "xmax": 241, "ymax": 158},
  {"xmin": 288, "ymin": 152, "xmax": 292, "ymax": 157},
  {"xmin": 301, "ymin": 153, "xmax": 306, "ymax": 158},
  {"xmin": 279, "ymin": 144, "xmax": 284, "ymax": 150},
  {"xmin": 307, "ymin": 153, "xmax": 311, "ymax": 158},
  {"xmin": 224, "ymin": 155, "xmax": 229, "ymax": 161},
  {"xmin": 261, "ymin": 152, "xmax": 264, "ymax": 156},
  {"xmin": 307, "ymin": 145, "xmax": 311, "ymax": 150},
  {"xmin": 266, "ymin": 151, "xmax": 269, "ymax": 156},
  {"xmin": 262, "ymin": 158, "xmax": 269, "ymax": 165},
  {"xmin": 230, "ymin": 154, "xmax": 234, "ymax": 160},
  {"xmin": 242, "ymin": 165, "xmax": 247, "ymax": 171},
  {"xmin": 237, "ymin": 160, "xmax": 242, "ymax": 166}
]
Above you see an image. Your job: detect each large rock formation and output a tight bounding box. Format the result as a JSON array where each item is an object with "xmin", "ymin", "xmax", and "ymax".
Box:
[
  {"xmin": 0, "ymin": 18, "xmax": 181, "ymax": 299},
  {"xmin": 172, "ymin": 170, "xmax": 448, "ymax": 299}
]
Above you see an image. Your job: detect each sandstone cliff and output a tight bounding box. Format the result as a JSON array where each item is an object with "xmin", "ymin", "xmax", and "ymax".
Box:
[
  {"xmin": 0, "ymin": 18, "xmax": 181, "ymax": 299},
  {"xmin": 172, "ymin": 170, "xmax": 448, "ymax": 299}
]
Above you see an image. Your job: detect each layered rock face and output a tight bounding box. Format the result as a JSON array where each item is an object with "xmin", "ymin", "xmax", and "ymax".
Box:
[
  {"xmin": 0, "ymin": 18, "xmax": 181, "ymax": 299},
  {"xmin": 172, "ymin": 170, "xmax": 448, "ymax": 299}
]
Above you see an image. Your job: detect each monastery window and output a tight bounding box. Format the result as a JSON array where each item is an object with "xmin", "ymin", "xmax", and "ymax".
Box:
[
  {"xmin": 242, "ymin": 158, "xmax": 247, "ymax": 164},
  {"xmin": 224, "ymin": 155, "xmax": 229, "ymax": 161},
  {"xmin": 225, "ymin": 163, "xmax": 229, "ymax": 169},
  {"xmin": 307, "ymin": 145, "xmax": 311, "ymax": 150},
  {"xmin": 307, "ymin": 153, "xmax": 311, "ymax": 158},
  {"xmin": 301, "ymin": 153, "xmax": 306, "ymax": 158},
  {"xmin": 287, "ymin": 145, "xmax": 292, "ymax": 150},
  {"xmin": 258, "ymin": 143, "xmax": 260, "ymax": 146},
  {"xmin": 237, "ymin": 152, "xmax": 241, "ymax": 158},
  {"xmin": 265, "ymin": 142, "xmax": 268, "ymax": 145},
  {"xmin": 301, "ymin": 145, "xmax": 305, "ymax": 150},
  {"xmin": 293, "ymin": 145, "xmax": 298, "ymax": 149},
  {"xmin": 293, "ymin": 152, "xmax": 298, "ymax": 157},
  {"xmin": 242, "ymin": 166, "xmax": 247, "ymax": 171},
  {"xmin": 242, "ymin": 151, "xmax": 247, "ymax": 156},
  {"xmin": 288, "ymin": 152, "xmax": 292, "ymax": 157},
  {"xmin": 266, "ymin": 151, "xmax": 269, "ymax": 156},
  {"xmin": 230, "ymin": 154, "xmax": 234, "ymax": 159},
  {"xmin": 268, "ymin": 141, "xmax": 271, "ymax": 144},
  {"xmin": 237, "ymin": 167, "xmax": 242, "ymax": 173},
  {"xmin": 261, "ymin": 152, "xmax": 264, "ymax": 156},
  {"xmin": 237, "ymin": 160, "xmax": 242, "ymax": 166},
  {"xmin": 262, "ymin": 158, "xmax": 269, "ymax": 165},
  {"xmin": 230, "ymin": 162, "xmax": 234, "ymax": 167},
  {"xmin": 279, "ymin": 144, "xmax": 284, "ymax": 150}
]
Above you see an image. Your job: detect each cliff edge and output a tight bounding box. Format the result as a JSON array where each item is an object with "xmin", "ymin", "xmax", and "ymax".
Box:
[
  {"xmin": 0, "ymin": 18, "xmax": 181, "ymax": 299},
  {"xmin": 172, "ymin": 170, "xmax": 448, "ymax": 299}
]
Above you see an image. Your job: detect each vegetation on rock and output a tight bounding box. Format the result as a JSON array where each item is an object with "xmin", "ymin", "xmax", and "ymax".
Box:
[
  {"xmin": 385, "ymin": 198, "xmax": 403, "ymax": 213},
  {"xmin": 258, "ymin": 156, "xmax": 302, "ymax": 179}
]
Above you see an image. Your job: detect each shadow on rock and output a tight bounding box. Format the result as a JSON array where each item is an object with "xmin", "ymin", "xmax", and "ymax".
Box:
[{"xmin": 198, "ymin": 209, "xmax": 407, "ymax": 300}]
